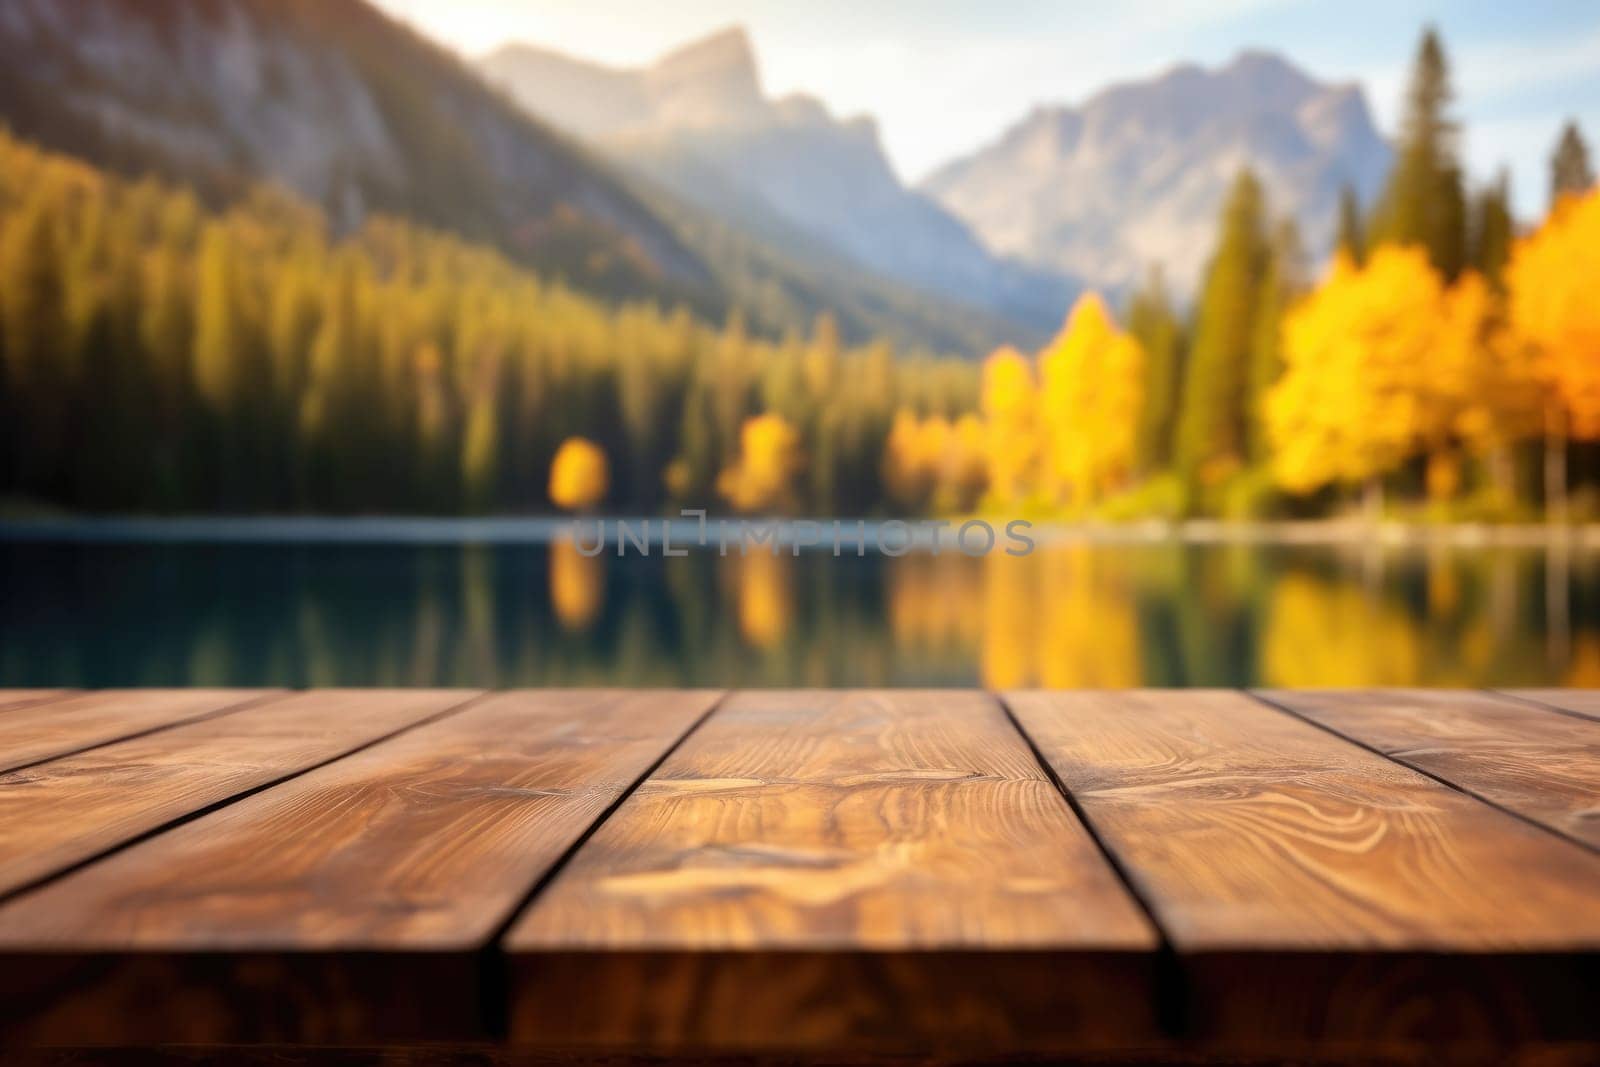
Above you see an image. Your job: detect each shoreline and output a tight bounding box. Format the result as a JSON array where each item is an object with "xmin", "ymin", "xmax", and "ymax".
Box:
[{"xmin": 1, "ymin": 514, "xmax": 1598, "ymax": 549}]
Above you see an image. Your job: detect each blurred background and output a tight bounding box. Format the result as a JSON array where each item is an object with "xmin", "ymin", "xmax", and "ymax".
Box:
[{"xmin": 0, "ymin": 0, "xmax": 1597, "ymax": 687}]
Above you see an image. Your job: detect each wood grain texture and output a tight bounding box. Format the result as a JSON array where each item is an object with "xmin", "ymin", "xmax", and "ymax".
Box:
[
  {"xmin": 0, "ymin": 691, "xmax": 75, "ymax": 713},
  {"xmin": 1500, "ymin": 688, "xmax": 1600, "ymax": 721},
  {"xmin": 1259, "ymin": 688, "xmax": 1600, "ymax": 849},
  {"xmin": 0, "ymin": 689, "xmax": 719, "ymax": 1045},
  {"xmin": 507, "ymin": 690, "xmax": 1158, "ymax": 1053},
  {"xmin": 0, "ymin": 690, "xmax": 280, "ymax": 773},
  {"xmin": 1006, "ymin": 689, "xmax": 1600, "ymax": 1044},
  {"xmin": 0, "ymin": 689, "xmax": 482, "ymax": 899}
]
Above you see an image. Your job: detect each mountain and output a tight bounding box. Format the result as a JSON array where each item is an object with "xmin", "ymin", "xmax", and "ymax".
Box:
[
  {"xmin": 480, "ymin": 28, "xmax": 1076, "ymax": 339},
  {"xmin": 0, "ymin": 0, "xmax": 715, "ymax": 303},
  {"xmin": 922, "ymin": 52, "xmax": 1392, "ymax": 299}
]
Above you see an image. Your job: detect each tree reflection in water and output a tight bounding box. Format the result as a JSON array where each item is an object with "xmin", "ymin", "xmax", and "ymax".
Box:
[{"xmin": 0, "ymin": 537, "xmax": 1593, "ymax": 689}]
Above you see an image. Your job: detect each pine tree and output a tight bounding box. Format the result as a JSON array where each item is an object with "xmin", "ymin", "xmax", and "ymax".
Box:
[
  {"xmin": 138, "ymin": 240, "xmax": 196, "ymax": 505},
  {"xmin": 710, "ymin": 311, "xmax": 754, "ymax": 473},
  {"xmin": 1126, "ymin": 268, "xmax": 1184, "ymax": 474},
  {"xmin": 1245, "ymin": 220, "xmax": 1304, "ymax": 463},
  {"xmin": 615, "ymin": 308, "xmax": 669, "ymax": 510},
  {"xmin": 1175, "ymin": 168, "xmax": 1269, "ymax": 497},
  {"xmin": 0, "ymin": 188, "xmax": 67, "ymax": 399},
  {"xmin": 1336, "ymin": 184, "xmax": 1365, "ymax": 265},
  {"xmin": 0, "ymin": 187, "xmax": 68, "ymax": 494},
  {"xmin": 1550, "ymin": 121, "xmax": 1594, "ymax": 207},
  {"xmin": 192, "ymin": 225, "xmax": 254, "ymax": 414},
  {"xmin": 802, "ymin": 314, "xmax": 843, "ymax": 510},
  {"xmin": 268, "ymin": 256, "xmax": 321, "ymax": 405},
  {"xmin": 0, "ymin": 126, "xmax": 1035, "ymax": 518},
  {"xmin": 672, "ymin": 385, "xmax": 718, "ymax": 504},
  {"xmin": 1370, "ymin": 27, "xmax": 1467, "ymax": 279},
  {"xmin": 300, "ymin": 254, "xmax": 364, "ymax": 506},
  {"xmin": 1469, "ymin": 171, "xmax": 1514, "ymax": 288},
  {"xmin": 461, "ymin": 389, "xmax": 499, "ymax": 512},
  {"xmin": 68, "ymin": 198, "xmax": 150, "ymax": 508}
]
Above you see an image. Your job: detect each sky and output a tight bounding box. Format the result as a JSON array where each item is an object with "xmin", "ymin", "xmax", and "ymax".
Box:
[{"xmin": 373, "ymin": 0, "xmax": 1600, "ymax": 218}]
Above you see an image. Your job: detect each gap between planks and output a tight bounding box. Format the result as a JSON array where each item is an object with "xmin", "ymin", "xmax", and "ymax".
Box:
[
  {"xmin": 1002, "ymin": 689, "xmax": 1600, "ymax": 1045},
  {"xmin": 0, "ymin": 690, "xmax": 726, "ymax": 1046},
  {"xmin": 1251, "ymin": 688, "xmax": 1600, "ymax": 854},
  {"xmin": 502, "ymin": 690, "xmax": 1160, "ymax": 1052},
  {"xmin": 2, "ymin": 689, "xmax": 1597, "ymax": 1053},
  {"xmin": 472, "ymin": 689, "xmax": 729, "ymax": 1039},
  {"xmin": 0, "ymin": 689, "xmax": 290, "ymax": 776},
  {"xmin": 1494, "ymin": 688, "xmax": 1600, "ymax": 724},
  {"xmin": 0, "ymin": 690, "xmax": 494, "ymax": 908},
  {"xmin": 995, "ymin": 691, "xmax": 1188, "ymax": 1036}
]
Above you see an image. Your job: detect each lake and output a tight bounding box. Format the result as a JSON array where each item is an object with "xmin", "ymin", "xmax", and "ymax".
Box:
[{"xmin": 1, "ymin": 520, "xmax": 1596, "ymax": 688}]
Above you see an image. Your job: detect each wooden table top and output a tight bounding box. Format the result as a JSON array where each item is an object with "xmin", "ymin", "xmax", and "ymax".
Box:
[{"xmin": 0, "ymin": 687, "xmax": 1596, "ymax": 1061}]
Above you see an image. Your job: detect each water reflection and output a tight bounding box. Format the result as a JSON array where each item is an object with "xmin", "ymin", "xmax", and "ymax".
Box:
[
  {"xmin": 549, "ymin": 539, "xmax": 605, "ymax": 632},
  {"xmin": 0, "ymin": 537, "xmax": 1594, "ymax": 688}
]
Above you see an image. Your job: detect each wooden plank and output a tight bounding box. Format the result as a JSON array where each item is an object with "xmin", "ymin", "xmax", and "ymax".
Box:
[
  {"xmin": 0, "ymin": 689, "xmax": 483, "ymax": 900},
  {"xmin": 1500, "ymin": 688, "xmax": 1600, "ymax": 722},
  {"xmin": 505, "ymin": 690, "xmax": 1159, "ymax": 1055},
  {"xmin": 0, "ymin": 689, "xmax": 719, "ymax": 1046},
  {"xmin": 1006, "ymin": 689, "xmax": 1600, "ymax": 1047},
  {"xmin": 1259, "ymin": 688, "xmax": 1600, "ymax": 850},
  {"xmin": 0, "ymin": 690, "xmax": 75, "ymax": 713},
  {"xmin": 0, "ymin": 689, "xmax": 280, "ymax": 773}
]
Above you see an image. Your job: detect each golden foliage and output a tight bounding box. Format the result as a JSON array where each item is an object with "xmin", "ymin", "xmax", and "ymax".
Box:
[
  {"xmin": 884, "ymin": 410, "xmax": 947, "ymax": 510},
  {"xmin": 1267, "ymin": 247, "xmax": 1448, "ymax": 493},
  {"xmin": 1268, "ymin": 246, "xmax": 1549, "ymax": 499},
  {"xmin": 716, "ymin": 413, "xmax": 804, "ymax": 513},
  {"xmin": 943, "ymin": 413, "xmax": 990, "ymax": 512},
  {"xmin": 975, "ymin": 294, "xmax": 1147, "ymax": 511},
  {"xmin": 883, "ymin": 410, "xmax": 988, "ymax": 513},
  {"xmin": 1434, "ymin": 271, "xmax": 1541, "ymax": 453},
  {"xmin": 1507, "ymin": 186, "xmax": 1600, "ymax": 439},
  {"xmin": 547, "ymin": 437, "xmax": 609, "ymax": 511},
  {"xmin": 1038, "ymin": 293, "xmax": 1146, "ymax": 506},
  {"xmin": 980, "ymin": 346, "xmax": 1039, "ymax": 504}
]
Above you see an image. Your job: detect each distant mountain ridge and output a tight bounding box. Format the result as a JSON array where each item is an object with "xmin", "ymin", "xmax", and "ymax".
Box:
[
  {"xmin": 0, "ymin": 0, "xmax": 1036, "ymax": 354},
  {"xmin": 923, "ymin": 51, "xmax": 1393, "ymax": 298},
  {"xmin": 0, "ymin": 0, "xmax": 719, "ymax": 303},
  {"xmin": 480, "ymin": 28, "xmax": 1077, "ymax": 337},
  {"xmin": 0, "ymin": 3, "xmax": 1397, "ymax": 350}
]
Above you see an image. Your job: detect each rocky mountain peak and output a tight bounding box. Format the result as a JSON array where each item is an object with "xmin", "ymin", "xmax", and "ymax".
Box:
[
  {"xmin": 923, "ymin": 51, "xmax": 1391, "ymax": 299},
  {"xmin": 481, "ymin": 26, "xmax": 1076, "ymax": 336},
  {"xmin": 645, "ymin": 25, "xmax": 766, "ymax": 128},
  {"xmin": 648, "ymin": 26, "xmax": 759, "ymax": 93}
]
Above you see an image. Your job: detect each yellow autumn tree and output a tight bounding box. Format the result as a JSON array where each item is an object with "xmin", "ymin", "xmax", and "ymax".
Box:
[
  {"xmin": 548, "ymin": 437, "xmax": 609, "ymax": 510},
  {"xmin": 939, "ymin": 412, "xmax": 989, "ymax": 512},
  {"xmin": 980, "ymin": 346, "xmax": 1038, "ymax": 505},
  {"xmin": 884, "ymin": 409, "xmax": 989, "ymax": 514},
  {"xmin": 883, "ymin": 410, "xmax": 948, "ymax": 510},
  {"xmin": 1266, "ymin": 247, "xmax": 1442, "ymax": 500},
  {"xmin": 717, "ymin": 412, "xmax": 804, "ymax": 512},
  {"xmin": 1038, "ymin": 292, "xmax": 1145, "ymax": 507},
  {"xmin": 1430, "ymin": 271, "xmax": 1542, "ymax": 498},
  {"xmin": 1507, "ymin": 185, "xmax": 1600, "ymax": 519}
]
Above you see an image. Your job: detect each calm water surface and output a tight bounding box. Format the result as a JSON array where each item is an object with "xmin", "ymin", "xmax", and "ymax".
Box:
[{"xmin": 2, "ymin": 521, "xmax": 1597, "ymax": 688}]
